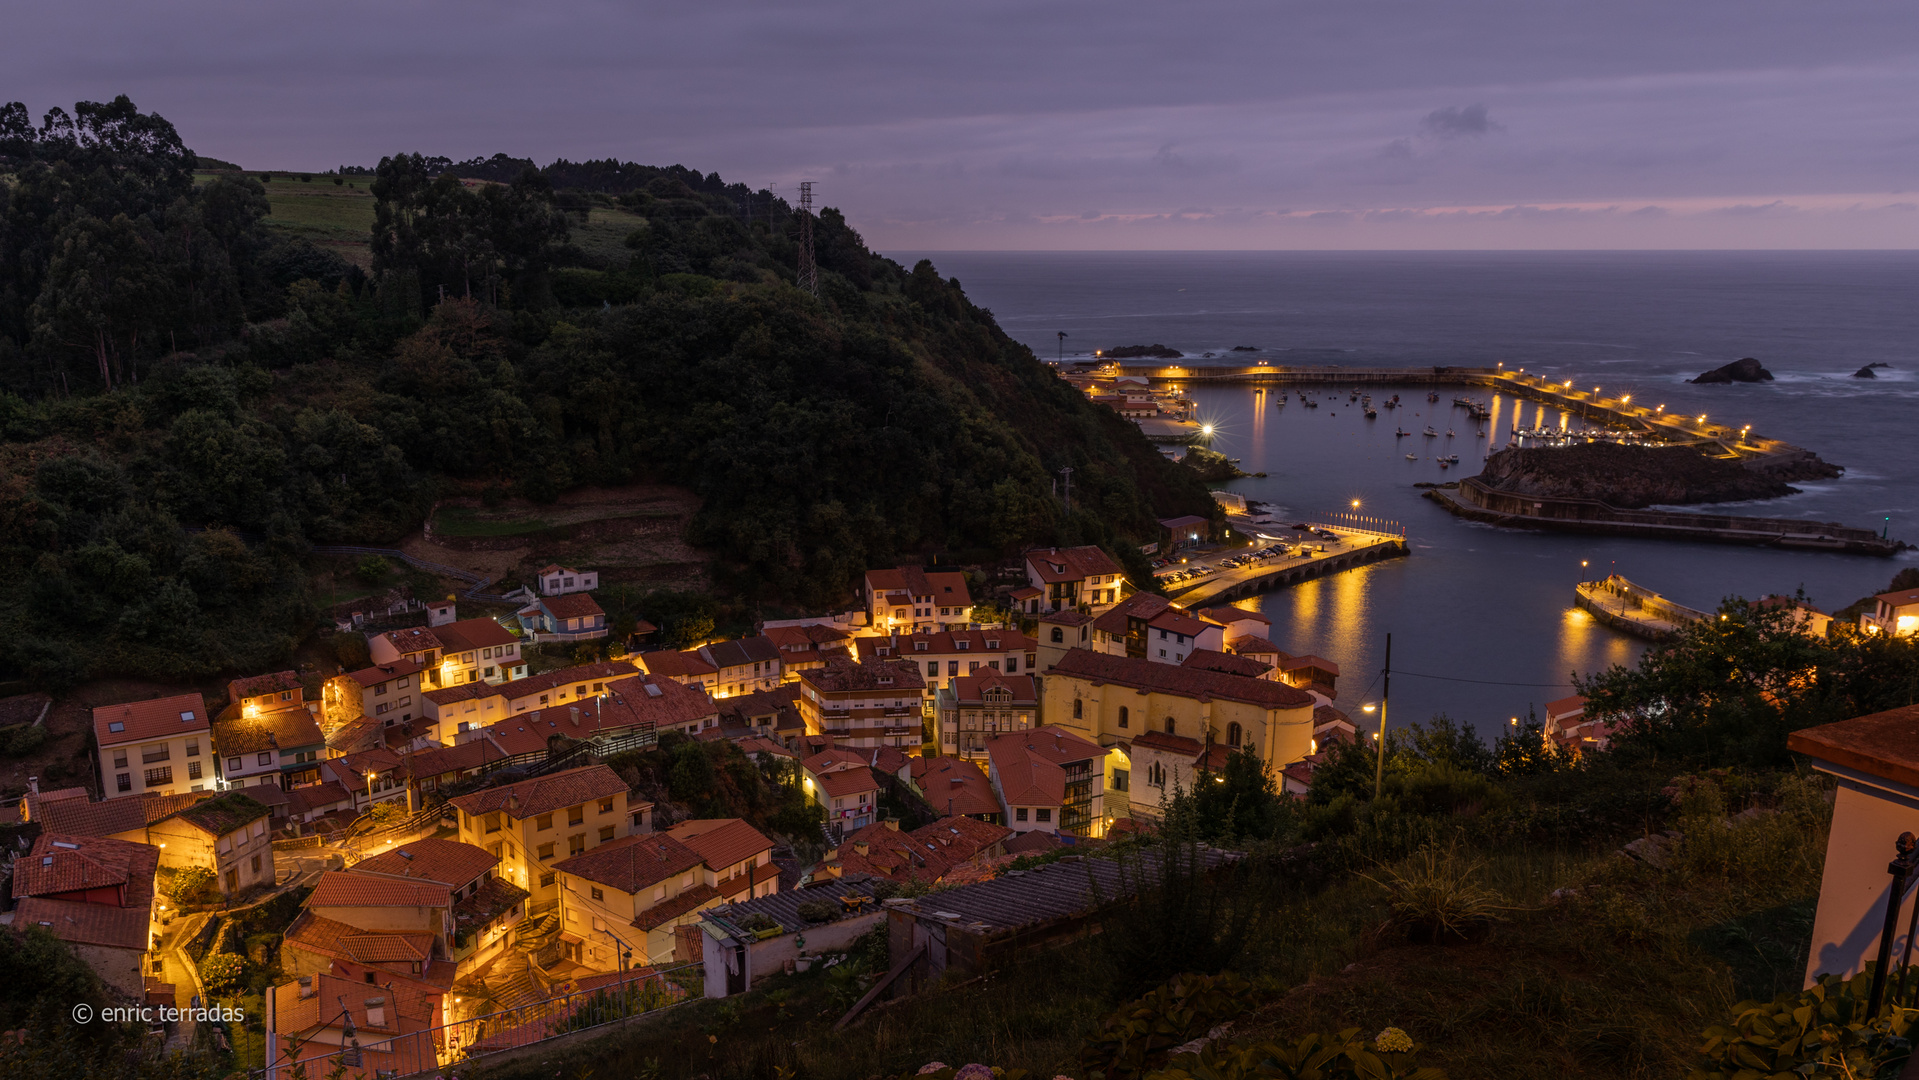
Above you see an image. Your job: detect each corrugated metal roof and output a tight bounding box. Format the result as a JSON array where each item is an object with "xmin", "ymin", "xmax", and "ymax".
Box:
[
  {"xmin": 701, "ymin": 876, "xmax": 888, "ymax": 941},
  {"xmin": 891, "ymin": 848, "xmax": 1239, "ymax": 934}
]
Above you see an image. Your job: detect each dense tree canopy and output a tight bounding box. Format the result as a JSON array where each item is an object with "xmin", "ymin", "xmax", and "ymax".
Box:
[{"xmin": 0, "ymin": 101, "xmax": 1217, "ymax": 684}]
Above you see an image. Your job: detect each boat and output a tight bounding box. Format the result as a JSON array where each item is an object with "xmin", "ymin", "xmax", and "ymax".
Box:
[
  {"xmin": 1442, "ymin": 454, "xmax": 1460, "ymax": 464},
  {"xmin": 1439, "ymin": 460, "xmax": 1449, "ymax": 470},
  {"xmin": 1304, "ymin": 399, "xmax": 1318, "ymax": 408},
  {"xmin": 1405, "ymin": 453, "xmax": 1417, "ymax": 460},
  {"xmin": 1446, "ymin": 429, "xmax": 1455, "ymax": 437},
  {"xmin": 1423, "ymin": 426, "xmax": 1438, "ymax": 437},
  {"xmin": 1395, "ymin": 428, "xmax": 1410, "ymax": 437},
  {"xmin": 1364, "ymin": 408, "xmax": 1377, "ymax": 419},
  {"xmin": 1475, "ymin": 428, "xmax": 1486, "ymax": 438},
  {"xmin": 1427, "ymin": 392, "xmax": 1440, "ymax": 402}
]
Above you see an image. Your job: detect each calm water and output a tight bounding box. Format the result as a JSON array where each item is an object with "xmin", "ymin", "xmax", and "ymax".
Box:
[{"xmin": 910, "ymin": 251, "xmax": 1919, "ymax": 737}]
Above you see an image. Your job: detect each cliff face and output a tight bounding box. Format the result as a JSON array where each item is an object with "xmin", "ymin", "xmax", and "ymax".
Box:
[{"xmin": 1472, "ymin": 443, "xmax": 1803, "ymax": 508}]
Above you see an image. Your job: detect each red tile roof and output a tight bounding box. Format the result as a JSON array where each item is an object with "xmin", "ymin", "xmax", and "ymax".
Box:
[
  {"xmin": 1545, "ymin": 695, "xmax": 1587, "ymax": 719},
  {"xmin": 1181, "ymin": 649, "xmax": 1272, "ymax": 679},
  {"xmin": 822, "ymin": 816, "xmax": 1010, "ymax": 884},
  {"xmin": 986, "ymin": 726, "xmax": 1107, "ymax": 806},
  {"xmin": 287, "ymin": 781, "xmax": 354, "ymax": 816},
  {"xmin": 1127, "ymin": 730, "xmax": 1204, "ymax": 757},
  {"xmin": 555, "ymin": 833, "xmax": 705, "ymax": 894},
  {"xmin": 34, "ymin": 791, "xmax": 207, "ymax": 838},
  {"xmin": 764, "ymin": 624, "xmax": 851, "ymax": 651},
  {"xmin": 1227, "ymin": 634, "xmax": 1282, "ymax": 656},
  {"xmin": 213, "ymin": 707, "xmax": 324, "ymax": 756},
  {"xmin": 910, "ymin": 757, "xmax": 1001, "ymax": 818},
  {"xmin": 404, "ymin": 736, "xmax": 511, "ymax": 779},
  {"xmin": 1025, "ymin": 546, "xmax": 1122, "ymax": 584},
  {"xmin": 433, "ymin": 617, "xmax": 519, "ymax": 653},
  {"xmin": 1002, "ymin": 830, "xmax": 1061, "ymax": 855},
  {"xmin": 856, "ymin": 629, "xmax": 1037, "ymax": 662},
  {"xmin": 342, "ymin": 657, "xmax": 427, "ymax": 688},
  {"xmin": 1091, "ymin": 593, "xmax": 1174, "ymax": 636},
  {"xmin": 382, "ymin": 627, "xmax": 444, "ymax": 655},
  {"xmin": 92, "ymin": 692, "xmax": 209, "ymax": 747},
  {"xmin": 950, "ymin": 672, "xmax": 1038, "ymax": 705},
  {"xmin": 1199, "ymin": 606, "xmax": 1270, "ymax": 627},
  {"xmin": 228, "ymin": 670, "xmax": 301, "ymax": 701},
  {"xmin": 1049, "ymin": 648, "xmax": 1315, "ymax": 709},
  {"xmin": 542, "ymin": 593, "xmax": 605, "ymax": 619},
  {"xmin": 309, "ymin": 870, "xmax": 451, "ymax": 908},
  {"xmin": 447, "ymin": 764, "xmax": 628, "ymax": 820},
  {"xmin": 798, "ymin": 656, "xmax": 926, "ymax": 694},
  {"xmin": 1279, "ymin": 654, "xmax": 1340, "ymax": 677},
  {"xmin": 803, "ymin": 748, "xmax": 867, "ymax": 773},
  {"xmin": 816, "ymin": 768, "xmax": 880, "ymax": 800},
  {"xmin": 633, "ymin": 882, "xmax": 721, "ymax": 930},
  {"xmin": 665, "ymin": 819, "xmax": 774, "ymax": 874},
  {"xmin": 350, "ymin": 838, "xmax": 499, "ymax": 888},
  {"xmin": 285, "ymin": 910, "xmax": 439, "ymax": 969},
  {"xmin": 14, "ymin": 833, "xmax": 158, "ymax": 905},
  {"xmin": 866, "ymin": 567, "xmax": 975, "ymax": 608},
  {"xmin": 429, "ymin": 660, "xmax": 638, "ymax": 706},
  {"xmin": 14, "ymin": 897, "xmax": 149, "ymax": 951},
  {"xmin": 640, "ymin": 650, "xmax": 718, "ymax": 678},
  {"xmin": 701, "ymin": 636, "xmax": 781, "ymax": 669}
]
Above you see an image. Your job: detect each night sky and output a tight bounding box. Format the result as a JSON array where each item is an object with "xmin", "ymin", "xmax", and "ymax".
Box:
[{"xmin": 10, "ymin": 0, "xmax": 1918, "ymax": 248}]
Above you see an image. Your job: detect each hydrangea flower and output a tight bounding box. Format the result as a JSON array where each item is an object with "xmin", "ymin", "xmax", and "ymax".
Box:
[
  {"xmin": 1374, "ymin": 1027, "xmax": 1415, "ymax": 1053},
  {"xmin": 916, "ymin": 1066, "xmax": 949, "ymax": 1076},
  {"xmin": 953, "ymin": 1066, "xmax": 996, "ymax": 1080}
]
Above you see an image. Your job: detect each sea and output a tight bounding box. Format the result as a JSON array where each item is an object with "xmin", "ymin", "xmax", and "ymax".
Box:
[{"xmin": 906, "ymin": 251, "xmax": 1919, "ymax": 740}]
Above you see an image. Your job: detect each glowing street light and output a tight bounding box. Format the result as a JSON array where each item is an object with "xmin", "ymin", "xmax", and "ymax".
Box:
[{"xmin": 1200, "ymin": 424, "xmax": 1214, "ymax": 436}]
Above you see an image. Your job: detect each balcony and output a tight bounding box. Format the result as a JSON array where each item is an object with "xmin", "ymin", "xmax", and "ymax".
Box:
[{"xmin": 141, "ymin": 748, "xmax": 171, "ymax": 764}]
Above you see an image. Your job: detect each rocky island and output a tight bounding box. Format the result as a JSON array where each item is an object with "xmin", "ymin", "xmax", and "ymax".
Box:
[
  {"xmin": 1689, "ymin": 356, "xmax": 1774, "ymax": 383},
  {"xmin": 1101, "ymin": 343, "xmax": 1185, "ymax": 359},
  {"xmin": 1473, "ymin": 442, "xmax": 1838, "ymax": 508}
]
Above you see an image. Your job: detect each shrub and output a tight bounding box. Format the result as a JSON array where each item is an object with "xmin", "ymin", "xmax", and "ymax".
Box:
[
  {"xmin": 1153, "ymin": 1028, "xmax": 1447, "ymax": 1080},
  {"xmin": 1692, "ymin": 965, "xmax": 1919, "ymax": 1079},
  {"xmin": 1358, "ymin": 838, "xmax": 1516, "ymax": 943},
  {"xmin": 198, "ymin": 952, "xmax": 245, "ymax": 994},
  {"xmin": 1078, "ymin": 972, "xmax": 1257, "ymax": 1080},
  {"xmin": 796, "ymin": 900, "xmax": 837, "ymax": 924},
  {"xmin": 0, "ymin": 723, "xmax": 47, "ymax": 756},
  {"xmin": 355, "ymin": 555, "xmax": 390, "ymax": 583},
  {"xmin": 167, "ymin": 866, "xmax": 219, "ymax": 905}
]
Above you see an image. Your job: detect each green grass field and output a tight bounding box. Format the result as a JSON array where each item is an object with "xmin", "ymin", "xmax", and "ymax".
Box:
[
  {"xmin": 197, "ymin": 170, "xmax": 378, "ymax": 265},
  {"xmin": 571, "ymin": 206, "xmax": 648, "ymax": 267}
]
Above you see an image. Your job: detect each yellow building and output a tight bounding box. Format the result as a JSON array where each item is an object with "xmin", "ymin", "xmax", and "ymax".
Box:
[
  {"xmin": 447, "ymin": 765, "xmax": 638, "ymax": 912},
  {"xmin": 92, "ymin": 693, "xmax": 213, "ymax": 798},
  {"xmin": 1040, "ymin": 648, "xmax": 1316, "ymax": 815}
]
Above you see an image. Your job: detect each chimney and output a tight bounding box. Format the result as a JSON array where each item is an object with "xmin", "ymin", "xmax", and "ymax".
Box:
[
  {"xmin": 853, "ymin": 840, "xmax": 869, "ymax": 855},
  {"xmin": 570, "ymin": 707, "xmax": 580, "ymax": 727},
  {"xmin": 364, "ymin": 997, "xmax": 386, "ymax": 1027},
  {"xmin": 298, "ymin": 976, "xmax": 314, "ymax": 999},
  {"xmin": 883, "ymin": 818, "xmax": 899, "ymax": 831}
]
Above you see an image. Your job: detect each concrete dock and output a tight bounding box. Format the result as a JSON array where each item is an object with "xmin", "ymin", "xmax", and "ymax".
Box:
[
  {"xmin": 1167, "ymin": 520, "xmax": 1408, "ymax": 606},
  {"xmin": 1575, "ymin": 575, "xmax": 1710, "ymax": 640}
]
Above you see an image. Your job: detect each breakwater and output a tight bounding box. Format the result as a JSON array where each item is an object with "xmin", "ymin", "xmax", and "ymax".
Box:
[
  {"xmin": 1426, "ymin": 477, "xmax": 1903, "ymax": 555},
  {"xmin": 1168, "ymin": 525, "xmax": 1409, "ymax": 606},
  {"xmin": 1574, "ymin": 575, "xmax": 1710, "ymax": 640}
]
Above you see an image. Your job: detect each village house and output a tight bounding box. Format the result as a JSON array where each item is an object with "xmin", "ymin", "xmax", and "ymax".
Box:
[
  {"xmin": 795, "ymin": 656, "xmax": 927, "ymax": 750},
  {"xmin": 801, "ymin": 749, "xmax": 881, "ymax": 831},
  {"xmin": 855, "ymin": 628, "xmax": 1039, "ymax": 693},
  {"xmin": 1125, "ymin": 729, "xmax": 1232, "ymax": 820},
  {"xmin": 698, "ymin": 879, "xmax": 888, "ymax": 999},
  {"xmin": 697, "ymin": 636, "xmax": 783, "ymax": 698},
  {"xmin": 551, "ymin": 831, "xmax": 717, "ymax": 969},
  {"xmin": 1860, "ymin": 588, "xmax": 1919, "ymax": 637},
  {"xmin": 10, "ymin": 833, "xmax": 161, "ymax": 999},
  {"xmin": 1087, "ymin": 593, "xmax": 1226, "ymax": 666},
  {"xmin": 267, "ymin": 972, "xmax": 444, "ymax": 1080},
  {"xmin": 663, "ymin": 818, "xmax": 779, "ymax": 904},
  {"xmin": 227, "ymin": 671, "xmax": 307, "ymax": 719},
  {"xmin": 1043, "ymin": 648, "xmax": 1317, "ymax": 783},
  {"xmin": 31, "ymin": 789, "xmax": 204, "ymax": 849},
  {"xmin": 93, "ymin": 692, "xmax": 213, "ymax": 799},
  {"xmin": 326, "ymin": 748, "xmax": 410, "ymax": 811},
  {"xmin": 400, "ymin": 737, "xmax": 513, "ymax": 805},
  {"xmin": 299, "ymin": 871, "xmax": 455, "ymax": 972},
  {"xmin": 638, "ymin": 649, "xmax": 720, "ymax": 694},
  {"xmin": 1543, "ymin": 695, "xmax": 1612, "ymax": 756},
  {"xmin": 425, "ymin": 660, "xmax": 640, "ymax": 734},
  {"xmin": 325, "ymin": 659, "xmax": 428, "ymax": 734},
  {"xmin": 538, "ymin": 564, "xmax": 600, "ymax": 596},
  {"xmin": 472, "ymin": 672, "xmax": 714, "ymax": 761},
  {"xmin": 1035, "ymin": 609, "xmax": 1096, "ymax": 671},
  {"xmin": 517, "ymin": 593, "xmax": 609, "ymax": 642},
  {"xmin": 369, "ymin": 620, "xmax": 528, "ymax": 689},
  {"xmin": 716, "ymin": 685, "xmax": 806, "ymax": 744},
  {"xmin": 1754, "ymin": 594, "xmax": 1835, "ymax": 638},
  {"xmin": 1008, "ymin": 585, "xmax": 1045, "ymax": 617},
  {"xmin": 985, "ymin": 726, "xmax": 1110, "ymax": 837},
  {"xmin": 864, "ymin": 566, "xmax": 976, "ymax": 634},
  {"xmin": 809, "ymin": 816, "xmax": 1011, "ymax": 886},
  {"xmin": 213, "ymin": 706, "xmax": 326, "ymax": 791},
  {"xmin": 761, "ymin": 623, "xmax": 852, "ymax": 679},
  {"xmin": 347, "ymin": 837, "xmax": 530, "ymax": 970},
  {"xmin": 934, "ymin": 672, "xmax": 1038, "ymax": 759},
  {"xmin": 448, "ymin": 765, "xmax": 637, "ymax": 911},
  {"xmin": 1024, "ymin": 546, "xmax": 1127, "ymax": 613},
  {"xmin": 909, "ymin": 756, "xmax": 1003, "ymax": 823},
  {"xmin": 146, "ymin": 791, "xmax": 277, "ymax": 897}
]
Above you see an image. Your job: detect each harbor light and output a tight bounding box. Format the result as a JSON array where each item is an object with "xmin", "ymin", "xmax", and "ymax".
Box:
[
  {"xmin": 1697, "ymin": 414, "xmax": 1708, "ymax": 423},
  {"xmin": 1621, "ymin": 394, "xmax": 1631, "ymax": 404},
  {"xmin": 1351, "ymin": 499, "xmax": 1360, "ymax": 508},
  {"xmin": 1656, "ymin": 404, "xmax": 1665, "ymax": 412},
  {"xmin": 1201, "ymin": 424, "xmax": 1214, "ymax": 436}
]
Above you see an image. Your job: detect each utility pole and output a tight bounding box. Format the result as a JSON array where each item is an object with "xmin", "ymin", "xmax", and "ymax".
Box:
[
  {"xmin": 1373, "ymin": 633, "xmax": 1391, "ymax": 799},
  {"xmin": 797, "ymin": 181, "xmax": 818, "ymax": 298},
  {"xmin": 1057, "ymin": 331, "xmax": 1067, "ymax": 363}
]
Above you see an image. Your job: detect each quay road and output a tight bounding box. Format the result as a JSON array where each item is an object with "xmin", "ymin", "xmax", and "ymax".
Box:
[
  {"xmin": 1098, "ymin": 362, "xmax": 1817, "ymax": 469},
  {"xmin": 1164, "ymin": 518, "xmax": 1409, "ymax": 607}
]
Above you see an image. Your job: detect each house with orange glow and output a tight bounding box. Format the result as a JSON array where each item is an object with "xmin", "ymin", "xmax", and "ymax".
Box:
[
  {"xmin": 864, "ymin": 565, "xmax": 976, "ymax": 634},
  {"xmin": 10, "ymin": 833, "xmax": 161, "ymax": 999},
  {"xmin": 1023, "ymin": 546, "xmax": 1127, "ymax": 613},
  {"xmin": 1859, "ymin": 588, "xmax": 1919, "ymax": 637},
  {"xmin": 93, "ymin": 692, "xmax": 213, "ymax": 799}
]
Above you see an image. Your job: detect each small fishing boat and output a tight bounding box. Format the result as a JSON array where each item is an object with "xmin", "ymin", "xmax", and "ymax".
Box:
[
  {"xmin": 1304, "ymin": 399, "xmax": 1318, "ymax": 408},
  {"xmin": 1475, "ymin": 428, "xmax": 1486, "ymax": 438},
  {"xmin": 1423, "ymin": 426, "xmax": 1438, "ymax": 437},
  {"xmin": 1439, "ymin": 460, "xmax": 1450, "ymax": 470},
  {"xmin": 1445, "ymin": 429, "xmax": 1455, "ymax": 438},
  {"xmin": 1405, "ymin": 453, "xmax": 1417, "ymax": 460},
  {"xmin": 1427, "ymin": 392, "xmax": 1440, "ymax": 402},
  {"xmin": 1364, "ymin": 407, "xmax": 1377, "ymax": 419},
  {"xmin": 1395, "ymin": 428, "xmax": 1411, "ymax": 437}
]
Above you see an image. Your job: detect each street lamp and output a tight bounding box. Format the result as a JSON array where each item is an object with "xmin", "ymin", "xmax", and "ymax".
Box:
[{"xmin": 1580, "ymin": 559, "xmax": 1589, "ymax": 585}]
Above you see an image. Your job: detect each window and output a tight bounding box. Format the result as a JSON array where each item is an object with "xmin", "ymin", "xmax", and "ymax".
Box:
[
  {"xmin": 116, "ymin": 773, "xmax": 131, "ymax": 793},
  {"xmin": 653, "ymin": 884, "xmax": 666, "ymax": 901},
  {"xmin": 488, "ymin": 841, "xmax": 503, "ymax": 857},
  {"xmin": 1227, "ymin": 722, "xmax": 1242, "ymax": 747},
  {"xmin": 185, "ymin": 739, "xmax": 199, "ymax": 756},
  {"xmin": 598, "ymin": 798, "xmax": 613, "ymax": 813},
  {"xmin": 1037, "ymin": 808, "xmax": 1052, "ymax": 823},
  {"xmin": 1113, "ymin": 768, "xmax": 1129, "ymax": 792},
  {"xmin": 927, "ymin": 661, "xmax": 938, "ymax": 676},
  {"xmin": 257, "ymin": 752, "xmax": 272, "ymax": 766},
  {"xmin": 591, "ymin": 886, "xmax": 604, "ymax": 901},
  {"xmin": 375, "ymin": 683, "xmax": 388, "ymax": 696},
  {"xmin": 144, "ymin": 766, "xmax": 172, "ymax": 786},
  {"xmin": 251, "ymin": 854, "xmax": 261, "ymax": 873},
  {"xmin": 569, "ymin": 834, "xmax": 585, "ymax": 856},
  {"xmin": 1073, "ymin": 699, "xmax": 1083, "ymax": 720},
  {"xmin": 1015, "ymin": 808, "xmax": 1028, "ymax": 822},
  {"xmin": 397, "ymin": 676, "xmax": 410, "ymax": 689},
  {"xmin": 1150, "ymin": 762, "xmax": 1166, "ymax": 787},
  {"xmin": 536, "ymin": 813, "xmax": 553, "ymax": 831},
  {"xmin": 568, "ymin": 806, "xmax": 584, "ymax": 826},
  {"xmin": 576, "ymin": 684, "xmax": 587, "ymax": 697},
  {"xmin": 538, "ymin": 842, "xmax": 555, "ymax": 860},
  {"xmin": 188, "ymin": 761, "xmax": 202, "ymax": 780},
  {"xmin": 108, "ymin": 721, "xmax": 124, "ymax": 733},
  {"xmin": 947, "ymin": 661, "xmax": 959, "ymax": 676},
  {"xmin": 1007, "ymin": 656, "xmax": 1018, "ymax": 673},
  {"xmin": 484, "ymin": 813, "xmax": 501, "ymax": 834},
  {"xmin": 598, "ymin": 825, "xmax": 615, "ymax": 842},
  {"xmin": 631, "ymin": 811, "xmax": 647, "ymax": 829},
  {"xmin": 113, "ymin": 751, "xmax": 128, "ymax": 768},
  {"xmin": 540, "ymin": 872, "xmax": 555, "ymax": 888},
  {"xmin": 1165, "ymin": 717, "xmax": 1176, "ymax": 734},
  {"xmin": 1118, "ymin": 706, "xmax": 1129, "ymax": 729}
]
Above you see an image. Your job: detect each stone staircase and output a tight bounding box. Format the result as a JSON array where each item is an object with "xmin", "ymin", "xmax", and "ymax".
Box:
[{"xmin": 483, "ymin": 912, "xmax": 561, "ymax": 1012}]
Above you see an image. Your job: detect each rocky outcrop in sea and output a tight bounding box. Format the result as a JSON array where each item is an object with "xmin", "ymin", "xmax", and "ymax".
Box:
[{"xmin": 1688, "ymin": 357, "xmax": 1774, "ymax": 384}]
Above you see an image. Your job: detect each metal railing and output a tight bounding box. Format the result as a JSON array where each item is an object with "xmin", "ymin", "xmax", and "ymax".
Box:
[
  {"xmin": 255, "ymin": 962, "xmax": 702, "ymax": 1080},
  {"xmin": 1869, "ymin": 832, "xmax": 1919, "ymax": 1017}
]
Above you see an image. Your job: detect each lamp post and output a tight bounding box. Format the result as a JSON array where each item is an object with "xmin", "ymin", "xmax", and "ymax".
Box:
[{"xmin": 1372, "ymin": 634, "xmax": 1391, "ymax": 799}]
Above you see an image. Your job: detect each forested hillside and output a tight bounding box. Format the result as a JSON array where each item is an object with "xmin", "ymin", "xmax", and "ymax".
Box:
[{"xmin": 0, "ymin": 97, "xmax": 1216, "ymax": 687}]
